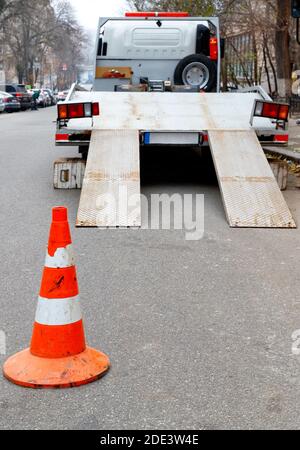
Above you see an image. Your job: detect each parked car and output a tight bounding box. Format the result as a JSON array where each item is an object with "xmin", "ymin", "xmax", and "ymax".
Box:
[
  {"xmin": 36, "ymin": 90, "xmax": 47, "ymax": 108},
  {"xmin": 0, "ymin": 84, "xmax": 32, "ymax": 110},
  {"xmin": 57, "ymin": 90, "xmax": 69, "ymax": 102},
  {"xmin": 42, "ymin": 90, "xmax": 52, "ymax": 107},
  {"xmin": 0, "ymin": 96, "xmax": 5, "ymax": 113},
  {"xmin": 43, "ymin": 88, "xmax": 57, "ymax": 106},
  {"xmin": 0, "ymin": 91, "xmax": 21, "ymax": 113}
]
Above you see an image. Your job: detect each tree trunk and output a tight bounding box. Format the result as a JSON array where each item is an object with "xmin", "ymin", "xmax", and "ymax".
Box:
[
  {"xmin": 275, "ymin": 0, "xmax": 291, "ymax": 97},
  {"xmin": 17, "ymin": 65, "xmax": 24, "ymax": 84},
  {"xmin": 263, "ymin": 45, "xmax": 272, "ymax": 94}
]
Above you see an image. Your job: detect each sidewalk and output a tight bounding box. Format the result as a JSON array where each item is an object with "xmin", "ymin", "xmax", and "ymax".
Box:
[{"xmin": 288, "ymin": 119, "xmax": 300, "ymax": 155}]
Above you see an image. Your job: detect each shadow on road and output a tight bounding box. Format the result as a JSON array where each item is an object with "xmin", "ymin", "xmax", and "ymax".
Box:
[{"xmin": 140, "ymin": 146, "xmax": 218, "ymax": 186}]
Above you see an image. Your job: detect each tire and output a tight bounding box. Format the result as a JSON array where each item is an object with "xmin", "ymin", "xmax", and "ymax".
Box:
[{"xmin": 174, "ymin": 54, "xmax": 217, "ymax": 92}]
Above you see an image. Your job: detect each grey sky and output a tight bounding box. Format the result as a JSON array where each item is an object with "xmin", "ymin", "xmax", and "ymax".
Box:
[{"xmin": 70, "ymin": 0, "xmax": 130, "ymax": 30}]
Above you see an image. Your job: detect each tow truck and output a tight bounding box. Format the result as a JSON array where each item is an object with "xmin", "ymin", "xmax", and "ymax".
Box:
[{"xmin": 54, "ymin": 12, "xmax": 296, "ymax": 229}]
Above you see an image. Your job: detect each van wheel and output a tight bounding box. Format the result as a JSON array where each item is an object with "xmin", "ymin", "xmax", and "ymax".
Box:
[{"xmin": 174, "ymin": 54, "xmax": 217, "ymax": 92}]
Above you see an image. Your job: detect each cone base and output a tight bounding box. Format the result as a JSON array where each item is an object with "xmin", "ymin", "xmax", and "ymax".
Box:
[{"xmin": 3, "ymin": 347, "xmax": 110, "ymax": 389}]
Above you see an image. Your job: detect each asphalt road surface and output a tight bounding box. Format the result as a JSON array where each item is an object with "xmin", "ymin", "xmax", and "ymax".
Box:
[{"xmin": 0, "ymin": 107, "xmax": 300, "ymax": 430}]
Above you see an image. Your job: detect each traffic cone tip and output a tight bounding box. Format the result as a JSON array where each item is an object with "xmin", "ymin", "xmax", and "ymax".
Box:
[{"xmin": 52, "ymin": 206, "xmax": 68, "ymax": 222}]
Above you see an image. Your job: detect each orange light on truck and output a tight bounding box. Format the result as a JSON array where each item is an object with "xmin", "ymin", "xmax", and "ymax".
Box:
[
  {"xmin": 58, "ymin": 104, "xmax": 68, "ymax": 120},
  {"xmin": 277, "ymin": 104, "xmax": 290, "ymax": 121}
]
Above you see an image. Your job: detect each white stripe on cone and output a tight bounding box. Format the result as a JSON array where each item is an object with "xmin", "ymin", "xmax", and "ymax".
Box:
[
  {"xmin": 35, "ymin": 295, "xmax": 82, "ymax": 326},
  {"xmin": 45, "ymin": 244, "xmax": 75, "ymax": 268}
]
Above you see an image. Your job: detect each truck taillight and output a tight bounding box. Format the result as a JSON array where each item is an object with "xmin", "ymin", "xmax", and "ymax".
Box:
[
  {"xmin": 210, "ymin": 38, "xmax": 218, "ymax": 61},
  {"xmin": 58, "ymin": 102, "xmax": 100, "ymax": 120},
  {"xmin": 125, "ymin": 12, "xmax": 189, "ymax": 17},
  {"xmin": 253, "ymin": 100, "xmax": 289, "ymax": 121},
  {"xmin": 69, "ymin": 103, "xmax": 84, "ymax": 118}
]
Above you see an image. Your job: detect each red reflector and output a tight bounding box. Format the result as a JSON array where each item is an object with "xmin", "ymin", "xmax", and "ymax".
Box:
[
  {"xmin": 273, "ymin": 134, "xmax": 289, "ymax": 143},
  {"xmin": 125, "ymin": 12, "xmax": 188, "ymax": 17},
  {"xmin": 55, "ymin": 134, "xmax": 69, "ymax": 141},
  {"xmin": 92, "ymin": 102, "xmax": 100, "ymax": 116},
  {"xmin": 210, "ymin": 38, "xmax": 218, "ymax": 61},
  {"xmin": 68, "ymin": 103, "xmax": 84, "ymax": 118}
]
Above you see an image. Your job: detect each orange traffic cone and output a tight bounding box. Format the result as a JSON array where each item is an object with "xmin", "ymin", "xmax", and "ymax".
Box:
[{"xmin": 3, "ymin": 206, "xmax": 110, "ymax": 388}]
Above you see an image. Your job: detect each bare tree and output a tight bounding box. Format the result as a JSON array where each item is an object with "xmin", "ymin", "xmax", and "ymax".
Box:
[
  {"xmin": 0, "ymin": 0, "xmax": 87, "ymax": 86},
  {"xmin": 275, "ymin": 0, "xmax": 291, "ymax": 97}
]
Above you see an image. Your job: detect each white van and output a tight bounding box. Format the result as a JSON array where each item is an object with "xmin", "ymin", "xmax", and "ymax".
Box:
[{"xmin": 93, "ymin": 13, "xmax": 222, "ymax": 92}]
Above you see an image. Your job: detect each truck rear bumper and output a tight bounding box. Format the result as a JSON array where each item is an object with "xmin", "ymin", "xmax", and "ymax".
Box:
[
  {"xmin": 55, "ymin": 131, "xmax": 91, "ymax": 146},
  {"xmin": 55, "ymin": 130, "xmax": 289, "ymax": 147}
]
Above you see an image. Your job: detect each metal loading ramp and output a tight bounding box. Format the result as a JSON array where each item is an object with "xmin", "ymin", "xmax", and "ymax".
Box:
[
  {"xmin": 208, "ymin": 130, "xmax": 296, "ymax": 228},
  {"xmin": 76, "ymin": 129, "xmax": 141, "ymax": 227}
]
